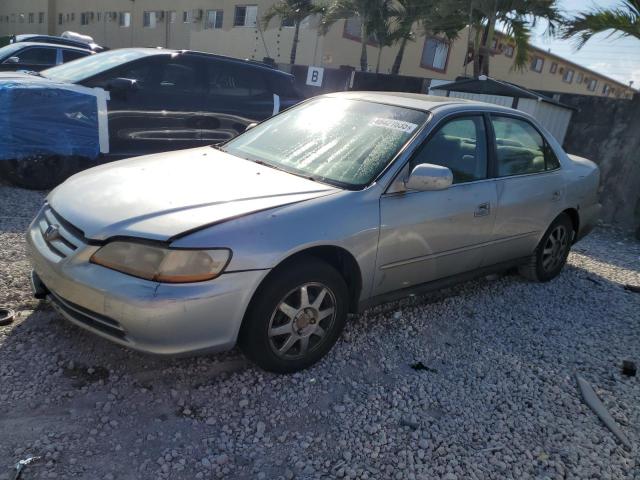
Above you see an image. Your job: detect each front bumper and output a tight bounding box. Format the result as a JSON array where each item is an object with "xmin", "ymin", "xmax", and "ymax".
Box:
[{"xmin": 27, "ymin": 212, "xmax": 267, "ymax": 356}]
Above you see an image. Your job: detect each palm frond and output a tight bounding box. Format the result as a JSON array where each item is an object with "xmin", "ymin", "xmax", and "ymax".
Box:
[{"xmin": 562, "ymin": 0, "xmax": 640, "ymax": 49}]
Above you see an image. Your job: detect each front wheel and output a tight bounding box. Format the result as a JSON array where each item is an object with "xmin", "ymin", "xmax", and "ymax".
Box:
[
  {"xmin": 239, "ymin": 257, "xmax": 349, "ymax": 373},
  {"xmin": 519, "ymin": 213, "xmax": 574, "ymax": 282}
]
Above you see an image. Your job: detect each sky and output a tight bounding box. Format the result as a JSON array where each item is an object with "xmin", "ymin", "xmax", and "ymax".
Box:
[{"xmin": 528, "ymin": 0, "xmax": 640, "ymax": 88}]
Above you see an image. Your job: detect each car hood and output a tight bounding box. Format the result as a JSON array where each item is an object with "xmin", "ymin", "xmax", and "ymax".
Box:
[{"xmin": 48, "ymin": 147, "xmax": 338, "ymax": 241}]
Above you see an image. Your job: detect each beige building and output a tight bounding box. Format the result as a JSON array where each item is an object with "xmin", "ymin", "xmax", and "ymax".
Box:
[{"xmin": 0, "ymin": 0, "xmax": 635, "ymax": 98}]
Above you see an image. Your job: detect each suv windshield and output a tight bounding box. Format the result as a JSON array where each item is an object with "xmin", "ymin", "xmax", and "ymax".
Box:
[
  {"xmin": 222, "ymin": 97, "xmax": 427, "ymax": 189},
  {"xmin": 41, "ymin": 49, "xmax": 157, "ymax": 83}
]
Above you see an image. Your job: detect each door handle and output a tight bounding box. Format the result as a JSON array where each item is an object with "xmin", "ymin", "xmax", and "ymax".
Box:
[
  {"xmin": 552, "ymin": 190, "xmax": 561, "ymax": 201},
  {"xmin": 474, "ymin": 202, "xmax": 490, "ymax": 217}
]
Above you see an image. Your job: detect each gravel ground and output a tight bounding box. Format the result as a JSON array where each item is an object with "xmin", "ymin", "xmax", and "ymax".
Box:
[{"xmin": 1, "ymin": 184, "xmax": 639, "ymax": 480}]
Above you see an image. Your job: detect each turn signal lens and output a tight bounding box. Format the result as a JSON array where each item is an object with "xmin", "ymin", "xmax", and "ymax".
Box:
[{"xmin": 90, "ymin": 241, "xmax": 231, "ymax": 283}]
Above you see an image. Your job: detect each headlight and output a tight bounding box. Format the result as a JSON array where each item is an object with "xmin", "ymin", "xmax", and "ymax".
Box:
[{"xmin": 90, "ymin": 241, "xmax": 231, "ymax": 283}]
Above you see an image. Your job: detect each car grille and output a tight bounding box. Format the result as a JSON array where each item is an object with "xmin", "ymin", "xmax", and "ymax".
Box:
[
  {"xmin": 36, "ymin": 205, "xmax": 85, "ymax": 260},
  {"xmin": 49, "ymin": 292, "xmax": 127, "ymax": 341}
]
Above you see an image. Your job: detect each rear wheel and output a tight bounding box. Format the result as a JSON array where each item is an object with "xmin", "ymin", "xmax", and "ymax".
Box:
[
  {"xmin": 0, "ymin": 155, "xmax": 84, "ymax": 190},
  {"xmin": 239, "ymin": 257, "xmax": 349, "ymax": 373},
  {"xmin": 519, "ymin": 213, "xmax": 574, "ymax": 282}
]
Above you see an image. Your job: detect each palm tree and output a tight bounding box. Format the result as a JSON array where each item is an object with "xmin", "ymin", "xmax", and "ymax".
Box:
[
  {"xmin": 562, "ymin": 0, "xmax": 640, "ymax": 48},
  {"xmin": 262, "ymin": 0, "xmax": 326, "ymax": 65},
  {"xmin": 456, "ymin": 0, "xmax": 563, "ymax": 76},
  {"xmin": 391, "ymin": 0, "xmax": 466, "ymax": 75},
  {"xmin": 369, "ymin": 0, "xmax": 395, "ymax": 73},
  {"xmin": 321, "ymin": 0, "xmax": 386, "ymax": 71}
]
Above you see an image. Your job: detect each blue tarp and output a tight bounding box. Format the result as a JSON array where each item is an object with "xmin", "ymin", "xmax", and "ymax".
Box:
[{"xmin": 0, "ymin": 80, "xmax": 100, "ymax": 161}]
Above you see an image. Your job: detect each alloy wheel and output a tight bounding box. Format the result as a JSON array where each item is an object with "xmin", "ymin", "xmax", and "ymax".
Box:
[
  {"xmin": 542, "ymin": 224, "xmax": 569, "ymax": 272},
  {"xmin": 268, "ymin": 282, "xmax": 337, "ymax": 360}
]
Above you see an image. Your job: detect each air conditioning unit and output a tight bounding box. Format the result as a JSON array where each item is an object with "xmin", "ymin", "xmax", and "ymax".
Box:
[{"xmin": 192, "ymin": 9, "xmax": 203, "ymax": 21}]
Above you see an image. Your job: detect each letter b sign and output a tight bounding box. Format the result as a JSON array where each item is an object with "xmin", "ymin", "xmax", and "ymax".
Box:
[{"xmin": 306, "ymin": 66, "xmax": 324, "ymax": 87}]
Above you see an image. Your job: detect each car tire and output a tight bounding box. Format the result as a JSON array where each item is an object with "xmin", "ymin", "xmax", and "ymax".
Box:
[
  {"xmin": 0, "ymin": 155, "xmax": 82, "ymax": 190},
  {"xmin": 519, "ymin": 213, "xmax": 574, "ymax": 282},
  {"xmin": 239, "ymin": 257, "xmax": 349, "ymax": 373}
]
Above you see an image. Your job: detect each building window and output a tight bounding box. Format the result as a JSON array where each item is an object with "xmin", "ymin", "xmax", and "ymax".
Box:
[
  {"xmin": 576, "ymin": 72, "xmax": 584, "ymax": 83},
  {"xmin": 97, "ymin": 12, "xmax": 102, "ymax": 22},
  {"xmin": 234, "ymin": 5, "xmax": 258, "ymax": 27},
  {"xmin": 119, "ymin": 12, "xmax": 131, "ymax": 27},
  {"xmin": 143, "ymin": 11, "xmax": 157, "ymax": 28},
  {"xmin": 28, "ymin": 12, "xmax": 34, "ymax": 23},
  {"xmin": 504, "ymin": 45, "xmax": 514, "ymax": 59},
  {"xmin": 168, "ymin": 11, "xmax": 176, "ymax": 23},
  {"xmin": 205, "ymin": 10, "xmax": 224, "ymax": 29},
  {"xmin": 421, "ymin": 37, "xmax": 450, "ymax": 72},
  {"xmin": 58, "ymin": 13, "xmax": 63, "ymax": 24},
  {"xmin": 602, "ymin": 84, "xmax": 611, "ymax": 96},
  {"xmin": 550, "ymin": 62, "xmax": 558, "ymax": 74},
  {"xmin": 19, "ymin": 13, "xmax": 25, "ymax": 23},
  {"xmin": 183, "ymin": 10, "xmax": 192, "ymax": 23},
  {"xmin": 343, "ymin": 16, "xmax": 377, "ymax": 44},
  {"xmin": 587, "ymin": 79, "xmax": 597, "ymax": 91},
  {"xmin": 282, "ymin": 16, "xmax": 295, "ymax": 27},
  {"xmin": 81, "ymin": 12, "xmax": 89, "ymax": 25},
  {"xmin": 38, "ymin": 12, "xmax": 45, "ymax": 24},
  {"xmin": 71, "ymin": 12, "xmax": 75, "ymax": 21},
  {"xmin": 530, "ymin": 56, "xmax": 544, "ymax": 73},
  {"xmin": 562, "ymin": 69, "xmax": 574, "ymax": 83}
]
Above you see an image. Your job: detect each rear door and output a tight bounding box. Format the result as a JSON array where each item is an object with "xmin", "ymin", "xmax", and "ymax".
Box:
[
  {"xmin": 484, "ymin": 114, "xmax": 565, "ymax": 265},
  {"xmin": 199, "ymin": 60, "xmax": 278, "ymax": 143},
  {"xmin": 375, "ymin": 115, "xmax": 498, "ymax": 296}
]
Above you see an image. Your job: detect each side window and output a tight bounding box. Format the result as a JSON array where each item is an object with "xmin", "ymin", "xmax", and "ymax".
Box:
[
  {"xmin": 411, "ymin": 116, "xmax": 488, "ymax": 184},
  {"xmin": 491, "ymin": 116, "xmax": 558, "ymax": 176},
  {"xmin": 62, "ymin": 49, "xmax": 89, "ymax": 62},
  {"xmin": 15, "ymin": 47, "xmax": 57, "ymax": 65},
  {"xmin": 205, "ymin": 62, "xmax": 269, "ymax": 98}
]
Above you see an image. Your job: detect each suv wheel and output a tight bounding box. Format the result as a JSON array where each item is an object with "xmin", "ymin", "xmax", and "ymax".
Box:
[
  {"xmin": 519, "ymin": 213, "xmax": 574, "ymax": 282},
  {"xmin": 240, "ymin": 257, "xmax": 349, "ymax": 373}
]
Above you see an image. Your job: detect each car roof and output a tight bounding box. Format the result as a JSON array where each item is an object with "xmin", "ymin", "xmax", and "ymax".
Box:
[
  {"xmin": 14, "ymin": 34, "xmax": 98, "ymax": 48},
  {"xmin": 117, "ymin": 48, "xmax": 293, "ymax": 78},
  {"xmin": 11, "ymin": 41, "xmax": 93, "ymax": 52},
  {"xmin": 323, "ymin": 90, "xmax": 526, "ymax": 116}
]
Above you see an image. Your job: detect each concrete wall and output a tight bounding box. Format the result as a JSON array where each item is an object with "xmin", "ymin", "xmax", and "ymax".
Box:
[{"xmin": 559, "ymin": 93, "xmax": 640, "ymax": 232}]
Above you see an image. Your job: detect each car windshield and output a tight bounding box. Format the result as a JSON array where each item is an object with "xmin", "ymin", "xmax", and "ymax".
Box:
[
  {"xmin": 41, "ymin": 49, "xmax": 157, "ymax": 83},
  {"xmin": 221, "ymin": 98, "xmax": 428, "ymax": 189}
]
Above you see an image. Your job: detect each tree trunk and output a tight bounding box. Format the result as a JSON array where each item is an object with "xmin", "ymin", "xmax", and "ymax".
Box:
[
  {"xmin": 392, "ymin": 36, "xmax": 408, "ymax": 75},
  {"xmin": 360, "ymin": 22, "xmax": 368, "ymax": 71},
  {"xmin": 473, "ymin": 26, "xmax": 482, "ymax": 77},
  {"xmin": 290, "ymin": 21, "xmax": 301, "ymax": 65},
  {"xmin": 479, "ymin": 1, "xmax": 498, "ymax": 76}
]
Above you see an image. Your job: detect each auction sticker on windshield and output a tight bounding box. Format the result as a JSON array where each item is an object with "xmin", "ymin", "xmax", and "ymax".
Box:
[{"xmin": 369, "ymin": 118, "xmax": 419, "ymax": 134}]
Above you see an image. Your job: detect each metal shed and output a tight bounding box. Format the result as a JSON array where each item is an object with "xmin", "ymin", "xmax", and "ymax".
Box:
[{"xmin": 430, "ymin": 76, "xmax": 576, "ymax": 144}]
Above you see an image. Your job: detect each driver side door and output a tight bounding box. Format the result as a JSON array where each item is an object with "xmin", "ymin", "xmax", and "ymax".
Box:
[{"xmin": 373, "ymin": 115, "xmax": 498, "ymax": 297}]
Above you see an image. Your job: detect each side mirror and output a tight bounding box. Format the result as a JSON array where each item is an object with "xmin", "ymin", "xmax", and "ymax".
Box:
[
  {"xmin": 105, "ymin": 77, "xmax": 138, "ymax": 93},
  {"xmin": 5, "ymin": 56, "xmax": 20, "ymax": 64},
  {"xmin": 245, "ymin": 122, "xmax": 258, "ymax": 131},
  {"xmin": 405, "ymin": 163, "xmax": 453, "ymax": 191}
]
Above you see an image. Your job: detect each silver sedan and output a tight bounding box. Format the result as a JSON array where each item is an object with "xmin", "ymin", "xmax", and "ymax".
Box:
[{"xmin": 27, "ymin": 92, "xmax": 601, "ymax": 373}]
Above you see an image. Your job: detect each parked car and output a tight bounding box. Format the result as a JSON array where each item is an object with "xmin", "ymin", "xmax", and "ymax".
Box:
[
  {"xmin": 0, "ymin": 41, "xmax": 92, "ymax": 71},
  {"xmin": 10, "ymin": 32, "xmax": 105, "ymax": 52},
  {"xmin": 0, "ymin": 48, "xmax": 302, "ymax": 189},
  {"xmin": 27, "ymin": 93, "xmax": 601, "ymax": 373}
]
